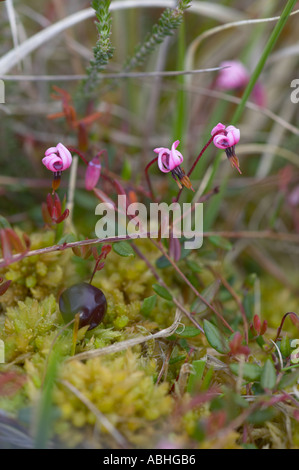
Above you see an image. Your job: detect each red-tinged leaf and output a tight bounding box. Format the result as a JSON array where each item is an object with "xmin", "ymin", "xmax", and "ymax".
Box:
[
  {"xmin": 6, "ymin": 228, "xmax": 25, "ymax": 253},
  {"xmin": 47, "ymin": 111, "xmax": 65, "ymax": 120},
  {"xmin": 72, "ymin": 245, "xmax": 82, "ymax": 257},
  {"xmin": 82, "ymin": 244, "xmax": 93, "ymax": 260},
  {"xmin": 229, "ymin": 332, "xmax": 250, "ymax": 357},
  {"xmin": 78, "ymin": 112, "xmax": 102, "ymax": 126},
  {"xmin": 53, "ymin": 192, "xmax": 62, "ymax": 214},
  {"xmin": 52, "ymin": 85, "xmax": 71, "ymax": 101},
  {"xmin": 0, "ymin": 372, "xmax": 26, "ymax": 396},
  {"xmin": 253, "ymin": 315, "xmax": 261, "ymax": 335},
  {"xmin": 22, "ymin": 233, "xmax": 31, "ymax": 250},
  {"xmin": 56, "ymin": 209, "xmax": 69, "ymax": 224},
  {"xmin": 78, "ymin": 122, "xmax": 88, "ymax": 152},
  {"xmin": 52, "ymin": 206, "xmax": 59, "ymax": 221},
  {"xmin": 64, "ymin": 104, "xmax": 77, "ymax": 128},
  {"xmin": 0, "ymin": 230, "xmax": 12, "ymax": 262},
  {"xmin": 46, "ymin": 193, "xmax": 53, "ymax": 214},
  {"xmin": 260, "ymin": 320, "xmax": 268, "ymax": 335},
  {"xmin": 96, "ymin": 261, "xmax": 105, "ymax": 271},
  {"xmin": 100, "ymin": 244, "xmax": 111, "ymax": 260},
  {"xmin": 0, "ymin": 279, "xmax": 11, "ymax": 296},
  {"xmin": 42, "ymin": 203, "xmax": 52, "ymax": 225},
  {"xmin": 92, "ymin": 246, "xmax": 99, "ymax": 260}
]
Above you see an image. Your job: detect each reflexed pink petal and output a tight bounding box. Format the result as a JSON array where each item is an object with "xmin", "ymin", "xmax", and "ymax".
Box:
[
  {"xmin": 154, "ymin": 147, "xmax": 167, "ymax": 154},
  {"xmin": 158, "ymin": 151, "xmax": 171, "ymax": 173},
  {"xmin": 211, "ymin": 122, "xmax": 226, "ymax": 136},
  {"xmin": 213, "ymin": 134, "xmax": 230, "ymax": 149},
  {"xmin": 226, "ymin": 126, "xmax": 240, "ymax": 145},
  {"xmin": 42, "ymin": 155, "xmax": 61, "ymax": 172},
  {"xmin": 44, "ymin": 146, "xmax": 58, "ymax": 156},
  {"xmin": 155, "ymin": 141, "xmax": 184, "ymax": 173},
  {"xmin": 172, "ymin": 140, "xmax": 180, "ymax": 150}
]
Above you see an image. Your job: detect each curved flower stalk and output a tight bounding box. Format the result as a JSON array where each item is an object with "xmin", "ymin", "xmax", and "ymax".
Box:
[
  {"xmin": 154, "ymin": 140, "xmax": 194, "ymax": 191},
  {"xmin": 211, "ymin": 123, "xmax": 241, "ymax": 174},
  {"xmin": 42, "ymin": 143, "xmax": 73, "ymax": 191}
]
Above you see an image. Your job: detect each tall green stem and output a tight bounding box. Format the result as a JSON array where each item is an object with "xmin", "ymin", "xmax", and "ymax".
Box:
[{"xmin": 204, "ymin": 0, "xmax": 297, "ymax": 230}]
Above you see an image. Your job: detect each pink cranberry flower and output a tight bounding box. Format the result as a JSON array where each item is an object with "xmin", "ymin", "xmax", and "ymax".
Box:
[
  {"xmin": 42, "ymin": 143, "xmax": 72, "ymax": 172},
  {"xmin": 155, "ymin": 140, "xmax": 183, "ymax": 173},
  {"xmin": 85, "ymin": 155, "xmax": 101, "ymax": 191},
  {"xmin": 216, "ymin": 60, "xmax": 266, "ymax": 107},
  {"xmin": 211, "ymin": 123, "xmax": 241, "ymax": 174},
  {"xmin": 216, "ymin": 60, "xmax": 249, "ymax": 90},
  {"xmin": 154, "ymin": 140, "xmax": 193, "ymax": 190},
  {"xmin": 42, "ymin": 143, "xmax": 72, "ymax": 191}
]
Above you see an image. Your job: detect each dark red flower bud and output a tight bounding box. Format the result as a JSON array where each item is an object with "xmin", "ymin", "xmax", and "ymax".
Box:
[{"xmin": 229, "ymin": 332, "xmax": 250, "ymax": 357}]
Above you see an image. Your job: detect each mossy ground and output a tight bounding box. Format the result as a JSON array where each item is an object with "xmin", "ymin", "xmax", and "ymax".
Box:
[{"xmin": 0, "ymin": 230, "xmax": 298, "ymax": 449}]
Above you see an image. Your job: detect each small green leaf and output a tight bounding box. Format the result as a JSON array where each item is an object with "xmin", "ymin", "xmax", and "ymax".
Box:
[
  {"xmin": 0, "ymin": 216, "xmax": 11, "ymax": 229},
  {"xmin": 57, "ymin": 233, "xmax": 77, "ymax": 245},
  {"xmin": 201, "ymin": 366, "xmax": 214, "ymax": 390},
  {"xmin": 176, "ymin": 325, "xmax": 202, "ymax": 338},
  {"xmin": 152, "ymin": 284, "xmax": 173, "ymax": 301},
  {"xmin": 155, "ymin": 255, "xmax": 171, "ymax": 269},
  {"xmin": 247, "ymin": 408, "xmax": 276, "ymax": 425},
  {"xmin": 280, "ymin": 336, "xmax": 291, "ymax": 357},
  {"xmin": 187, "ymin": 360, "xmax": 206, "ymax": 393},
  {"xmin": 260, "ymin": 359, "xmax": 277, "ymax": 390},
  {"xmin": 208, "ymin": 235, "xmax": 232, "ymax": 251},
  {"xmin": 112, "ymin": 241, "xmax": 135, "ymax": 257},
  {"xmin": 140, "ymin": 295, "xmax": 157, "ymax": 316},
  {"xmin": 186, "ymin": 259, "xmax": 203, "ymax": 273},
  {"xmin": 191, "ymin": 280, "xmax": 220, "ymax": 314},
  {"xmin": 203, "ymin": 319, "xmax": 229, "ymax": 354},
  {"xmin": 169, "ymin": 354, "xmax": 186, "ymax": 365},
  {"xmin": 230, "ymin": 363, "xmax": 262, "ymax": 382},
  {"xmin": 278, "ymin": 369, "xmax": 299, "ymax": 390}
]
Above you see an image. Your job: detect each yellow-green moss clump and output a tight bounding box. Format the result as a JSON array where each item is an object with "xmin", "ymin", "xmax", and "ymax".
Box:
[
  {"xmin": 53, "ymin": 349, "xmax": 173, "ymax": 448},
  {"xmin": 0, "ymin": 231, "xmax": 74, "ymax": 308},
  {"xmin": 0, "ymin": 294, "xmax": 62, "ymax": 362}
]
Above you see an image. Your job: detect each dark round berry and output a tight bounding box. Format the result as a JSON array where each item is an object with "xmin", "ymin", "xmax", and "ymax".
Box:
[{"xmin": 59, "ymin": 282, "xmax": 107, "ymax": 330}]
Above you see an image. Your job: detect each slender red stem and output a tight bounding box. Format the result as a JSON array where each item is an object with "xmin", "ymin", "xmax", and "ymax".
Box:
[
  {"xmin": 175, "ymin": 131, "xmax": 223, "ymax": 203},
  {"xmin": 67, "ymin": 146, "xmax": 89, "ymax": 165},
  {"xmin": 273, "ymin": 312, "xmax": 299, "ymax": 345},
  {"xmin": 94, "ymin": 149, "xmax": 109, "ymax": 169},
  {"xmin": 144, "ymin": 156, "xmax": 158, "ymax": 201}
]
